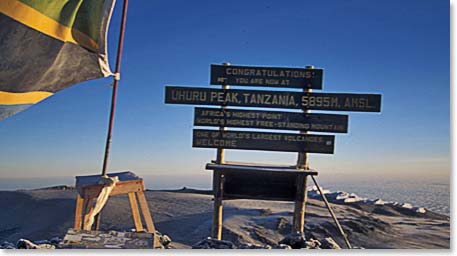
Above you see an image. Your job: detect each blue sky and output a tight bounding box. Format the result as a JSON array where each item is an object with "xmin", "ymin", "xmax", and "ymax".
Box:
[{"xmin": 0, "ymin": 0, "xmax": 449, "ymax": 188}]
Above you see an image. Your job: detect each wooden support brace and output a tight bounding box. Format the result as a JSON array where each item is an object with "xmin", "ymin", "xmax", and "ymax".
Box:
[
  {"xmin": 136, "ymin": 191, "xmax": 156, "ymax": 233},
  {"xmin": 128, "ymin": 192, "xmax": 144, "ymax": 232},
  {"xmin": 136, "ymin": 191, "xmax": 161, "ymax": 248}
]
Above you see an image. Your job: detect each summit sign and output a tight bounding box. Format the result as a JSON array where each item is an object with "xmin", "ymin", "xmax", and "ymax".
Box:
[
  {"xmin": 164, "ymin": 63, "xmax": 382, "ymax": 243},
  {"xmin": 210, "ymin": 64, "xmax": 323, "ymax": 89},
  {"xmin": 165, "ymin": 86, "xmax": 382, "ymax": 112}
]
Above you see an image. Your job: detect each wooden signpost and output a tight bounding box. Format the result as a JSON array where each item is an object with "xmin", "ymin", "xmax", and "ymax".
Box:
[{"xmin": 164, "ymin": 63, "xmax": 382, "ymax": 249}]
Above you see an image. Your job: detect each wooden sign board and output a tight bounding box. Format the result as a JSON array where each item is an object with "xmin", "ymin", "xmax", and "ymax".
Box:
[
  {"xmin": 193, "ymin": 129, "xmax": 335, "ymax": 154},
  {"xmin": 221, "ymin": 169, "xmax": 304, "ymax": 201},
  {"xmin": 194, "ymin": 107, "xmax": 348, "ymax": 133},
  {"xmin": 165, "ymin": 86, "xmax": 381, "ymax": 112},
  {"xmin": 210, "ymin": 64, "xmax": 323, "ymax": 89}
]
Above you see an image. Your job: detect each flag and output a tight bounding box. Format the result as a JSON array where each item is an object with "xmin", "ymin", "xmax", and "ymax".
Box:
[{"xmin": 0, "ymin": 0, "xmax": 116, "ymax": 121}]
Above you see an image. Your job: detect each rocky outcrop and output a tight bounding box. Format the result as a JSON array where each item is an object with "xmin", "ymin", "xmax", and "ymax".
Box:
[
  {"xmin": 278, "ymin": 232, "xmax": 307, "ymax": 249},
  {"xmin": 16, "ymin": 239, "xmax": 55, "ymax": 249},
  {"xmin": 156, "ymin": 232, "xmax": 172, "ymax": 249},
  {"xmin": 191, "ymin": 234, "xmax": 342, "ymax": 249},
  {"xmin": 192, "ymin": 237, "xmax": 236, "ymax": 249},
  {"xmin": 319, "ymin": 237, "xmax": 341, "ymax": 249},
  {"xmin": 278, "ymin": 232, "xmax": 342, "ymax": 249},
  {"xmin": 1, "ymin": 231, "xmax": 171, "ymax": 249}
]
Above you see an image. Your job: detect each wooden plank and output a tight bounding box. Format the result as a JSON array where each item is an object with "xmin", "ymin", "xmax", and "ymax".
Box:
[
  {"xmin": 210, "ymin": 64, "xmax": 323, "ymax": 89},
  {"xmin": 206, "ymin": 162, "xmax": 318, "ymax": 175},
  {"xmin": 215, "ymin": 83, "xmax": 229, "ymax": 165},
  {"xmin": 74, "ymin": 194, "xmax": 84, "ymax": 230},
  {"xmin": 128, "ymin": 192, "xmax": 144, "ymax": 232},
  {"xmin": 136, "ymin": 191, "xmax": 156, "ymax": 233},
  {"xmin": 82, "ymin": 180, "xmax": 143, "ymax": 197},
  {"xmin": 111, "ymin": 180, "xmax": 144, "ymax": 195},
  {"xmin": 165, "ymin": 86, "xmax": 382, "ymax": 112},
  {"xmin": 220, "ymin": 169, "xmax": 305, "ymax": 201},
  {"xmin": 296, "ymin": 85, "xmax": 313, "ymax": 169},
  {"xmin": 193, "ymin": 129, "xmax": 335, "ymax": 154},
  {"xmin": 194, "ymin": 107, "xmax": 348, "ymax": 133}
]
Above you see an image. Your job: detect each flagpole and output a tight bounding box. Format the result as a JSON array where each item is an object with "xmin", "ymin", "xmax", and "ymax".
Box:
[
  {"xmin": 94, "ymin": 0, "xmax": 129, "ymax": 231},
  {"xmin": 101, "ymin": 0, "xmax": 129, "ymax": 177}
]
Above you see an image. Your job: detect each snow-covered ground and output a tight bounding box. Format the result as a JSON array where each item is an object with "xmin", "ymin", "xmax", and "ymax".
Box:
[{"xmin": 0, "ymin": 187, "xmax": 450, "ymax": 249}]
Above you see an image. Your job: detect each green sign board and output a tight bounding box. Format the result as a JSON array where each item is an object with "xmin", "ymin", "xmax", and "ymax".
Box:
[
  {"xmin": 194, "ymin": 107, "xmax": 348, "ymax": 133},
  {"xmin": 210, "ymin": 64, "xmax": 323, "ymax": 89},
  {"xmin": 193, "ymin": 129, "xmax": 335, "ymax": 154},
  {"xmin": 166, "ymin": 86, "xmax": 381, "ymax": 112}
]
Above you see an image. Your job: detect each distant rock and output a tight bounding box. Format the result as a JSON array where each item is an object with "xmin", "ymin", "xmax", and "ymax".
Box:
[
  {"xmin": 32, "ymin": 185, "xmax": 74, "ymax": 191},
  {"xmin": 401, "ymin": 203, "xmax": 413, "ymax": 209},
  {"xmin": 414, "ymin": 207, "xmax": 426, "ymax": 214},
  {"xmin": 369, "ymin": 199, "xmax": 386, "ymax": 205},
  {"xmin": 307, "ymin": 186, "xmax": 433, "ymax": 217},
  {"xmin": 335, "ymin": 192, "xmax": 366, "ymax": 203},
  {"xmin": 308, "ymin": 186, "xmax": 331, "ymax": 195}
]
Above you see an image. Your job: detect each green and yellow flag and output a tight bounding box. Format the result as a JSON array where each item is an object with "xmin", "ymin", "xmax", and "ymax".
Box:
[{"xmin": 0, "ymin": 0, "xmax": 116, "ymax": 120}]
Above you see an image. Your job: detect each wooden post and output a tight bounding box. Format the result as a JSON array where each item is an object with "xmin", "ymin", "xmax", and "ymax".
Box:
[
  {"xmin": 74, "ymin": 194, "xmax": 84, "ymax": 229},
  {"xmin": 293, "ymin": 173, "xmax": 309, "ymax": 233},
  {"xmin": 296, "ymin": 65, "xmax": 314, "ymax": 170},
  {"xmin": 215, "ymin": 62, "xmax": 230, "ymax": 164},
  {"xmin": 212, "ymin": 62, "xmax": 230, "ymax": 240},
  {"xmin": 293, "ymin": 65, "xmax": 314, "ymax": 233},
  {"xmin": 212, "ymin": 170, "xmax": 224, "ymax": 239}
]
